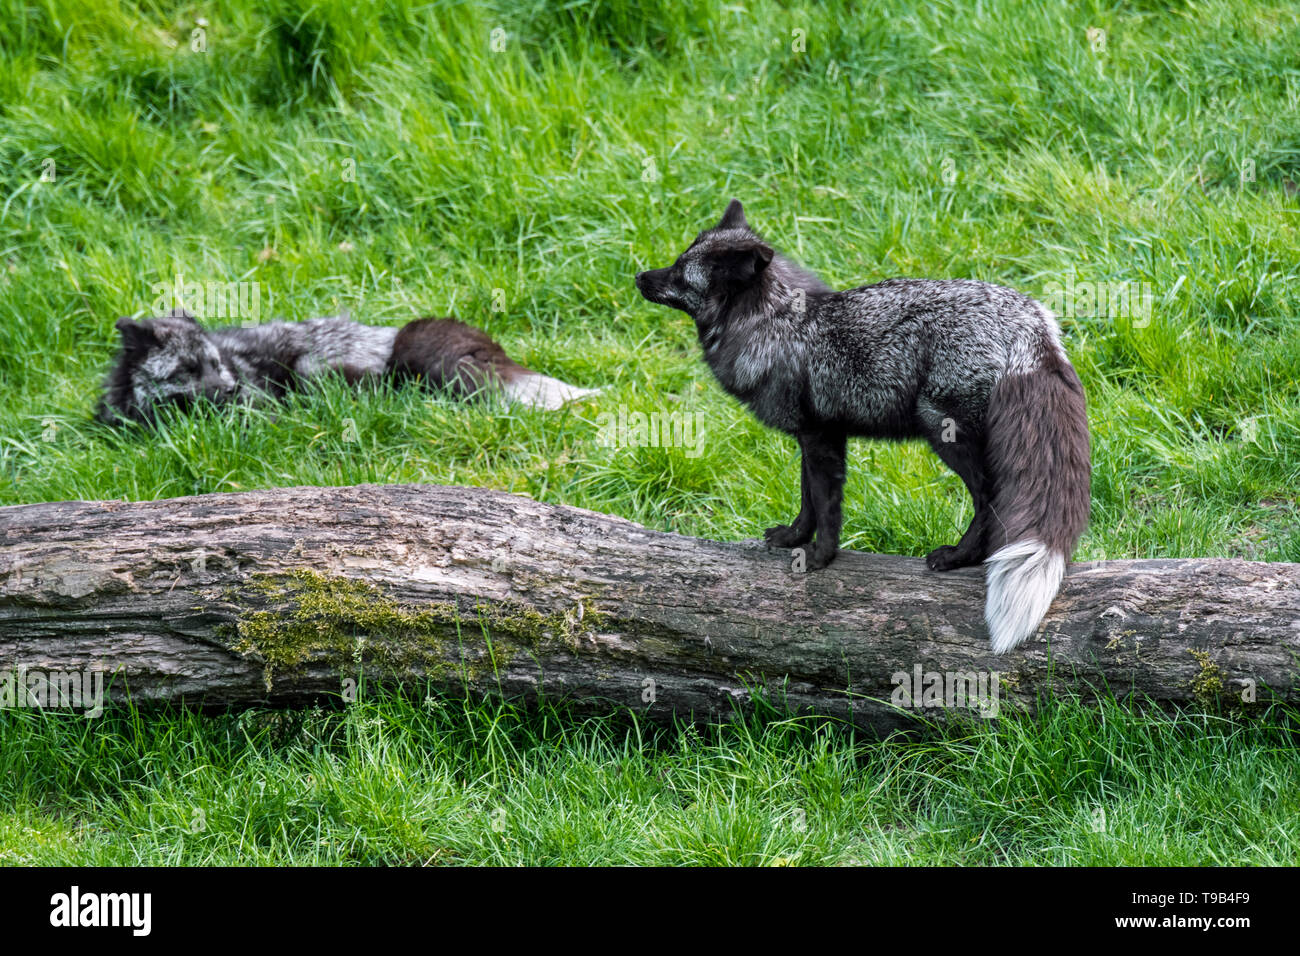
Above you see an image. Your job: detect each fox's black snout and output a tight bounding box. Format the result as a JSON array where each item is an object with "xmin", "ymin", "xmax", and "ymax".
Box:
[
  {"xmin": 635, "ymin": 267, "xmax": 673, "ymax": 304},
  {"xmin": 635, "ymin": 268, "xmax": 662, "ymax": 292}
]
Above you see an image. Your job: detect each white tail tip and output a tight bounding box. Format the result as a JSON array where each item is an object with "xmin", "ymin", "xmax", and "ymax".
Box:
[
  {"xmin": 503, "ymin": 373, "xmax": 603, "ymax": 411},
  {"xmin": 983, "ymin": 539, "xmax": 1065, "ymax": 654}
]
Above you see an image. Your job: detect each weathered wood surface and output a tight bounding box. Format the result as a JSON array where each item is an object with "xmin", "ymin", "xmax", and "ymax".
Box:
[{"xmin": 1, "ymin": 483, "xmax": 1297, "ymax": 731}]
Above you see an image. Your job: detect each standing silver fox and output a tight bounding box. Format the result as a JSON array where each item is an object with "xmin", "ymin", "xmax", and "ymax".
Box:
[
  {"xmin": 636, "ymin": 201, "xmax": 1091, "ymax": 653},
  {"xmin": 96, "ymin": 309, "xmax": 599, "ymax": 425}
]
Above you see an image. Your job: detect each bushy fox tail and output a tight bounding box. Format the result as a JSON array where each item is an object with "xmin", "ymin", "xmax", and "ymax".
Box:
[
  {"xmin": 388, "ymin": 317, "xmax": 600, "ymax": 410},
  {"xmin": 982, "ymin": 347, "xmax": 1091, "ymax": 654}
]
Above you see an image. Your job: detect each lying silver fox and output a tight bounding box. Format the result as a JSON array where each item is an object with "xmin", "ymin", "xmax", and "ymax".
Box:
[{"xmin": 96, "ymin": 309, "xmax": 599, "ymax": 425}]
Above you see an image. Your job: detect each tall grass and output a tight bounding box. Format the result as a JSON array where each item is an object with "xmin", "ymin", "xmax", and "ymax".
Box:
[{"xmin": 3, "ymin": 691, "xmax": 1298, "ymax": 865}]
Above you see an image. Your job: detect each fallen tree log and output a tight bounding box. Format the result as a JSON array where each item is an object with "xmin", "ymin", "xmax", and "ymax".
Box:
[{"xmin": 1, "ymin": 483, "xmax": 1297, "ymax": 732}]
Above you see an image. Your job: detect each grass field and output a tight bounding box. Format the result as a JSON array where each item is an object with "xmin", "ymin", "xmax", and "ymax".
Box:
[{"xmin": 2, "ymin": 0, "xmax": 1299, "ymax": 865}]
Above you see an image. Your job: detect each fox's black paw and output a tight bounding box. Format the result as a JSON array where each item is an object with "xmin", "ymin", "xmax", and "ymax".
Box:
[
  {"xmin": 805, "ymin": 546, "xmax": 837, "ymax": 571},
  {"xmin": 764, "ymin": 523, "xmax": 813, "ymax": 549},
  {"xmin": 926, "ymin": 545, "xmax": 978, "ymax": 572}
]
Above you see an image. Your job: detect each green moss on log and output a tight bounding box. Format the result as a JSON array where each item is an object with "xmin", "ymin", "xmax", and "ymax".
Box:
[
  {"xmin": 1189, "ymin": 648, "xmax": 1226, "ymax": 704},
  {"xmin": 229, "ymin": 569, "xmax": 600, "ymax": 688}
]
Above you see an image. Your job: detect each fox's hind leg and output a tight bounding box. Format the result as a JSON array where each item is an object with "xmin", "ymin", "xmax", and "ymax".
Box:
[
  {"xmin": 924, "ymin": 429, "xmax": 993, "ymax": 572},
  {"xmin": 764, "ymin": 450, "xmax": 816, "ymax": 549}
]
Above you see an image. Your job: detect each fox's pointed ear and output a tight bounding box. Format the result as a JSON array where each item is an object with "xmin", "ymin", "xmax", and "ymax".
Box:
[
  {"xmin": 717, "ymin": 243, "xmax": 774, "ymax": 284},
  {"xmin": 115, "ymin": 317, "xmax": 157, "ymax": 349},
  {"xmin": 717, "ymin": 199, "xmax": 748, "ymax": 231}
]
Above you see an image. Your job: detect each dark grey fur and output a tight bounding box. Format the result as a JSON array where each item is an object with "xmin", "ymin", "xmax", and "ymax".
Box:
[{"xmin": 636, "ymin": 200, "xmax": 1091, "ymax": 651}]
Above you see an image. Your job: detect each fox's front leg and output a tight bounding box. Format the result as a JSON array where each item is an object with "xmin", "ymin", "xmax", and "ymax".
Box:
[
  {"xmin": 801, "ymin": 430, "xmax": 847, "ymax": 570},
  {"xmin": 764, "ymin": 449, "xmax": 816, "ymax": 549}
]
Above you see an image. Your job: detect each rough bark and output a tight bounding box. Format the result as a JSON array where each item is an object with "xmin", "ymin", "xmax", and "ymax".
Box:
[{"xmin": 1, "ymin": 483, "xmax": 1297, "ymax": 732}]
